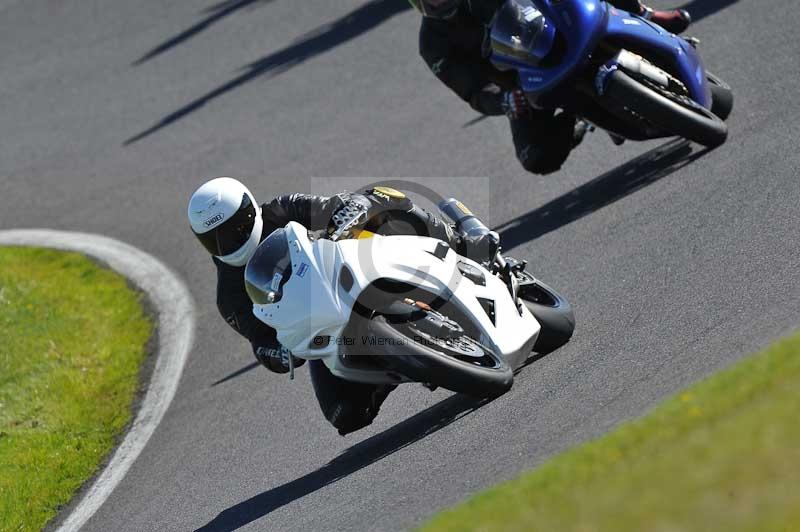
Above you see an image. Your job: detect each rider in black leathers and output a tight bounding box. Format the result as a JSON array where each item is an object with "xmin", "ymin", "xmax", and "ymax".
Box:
[
  {"xmin": 413, "ymin": 0, "xmax": 692, "ymax": 174},
  {"xmin": 203, "ymin": 184, "xmax": 491, "ymax": 435}
]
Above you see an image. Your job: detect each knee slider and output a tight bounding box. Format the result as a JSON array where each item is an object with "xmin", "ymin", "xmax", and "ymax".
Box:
[
  {"xmin": 325, "ymin": 403, "xmax": 374, "ymax": 435},
  {"xmin": 517, "ymin": 145, "xmax": 563, "ymax": 175}
]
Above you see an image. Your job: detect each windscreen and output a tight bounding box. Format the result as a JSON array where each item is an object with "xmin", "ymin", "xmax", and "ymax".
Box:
[
  {"xmin": 490, "ymin": 0, "xmax": 549, "ymax": 65},
  {"xmin": 244, "ymin": 228, "xmax": 293, "ymax": 305}
]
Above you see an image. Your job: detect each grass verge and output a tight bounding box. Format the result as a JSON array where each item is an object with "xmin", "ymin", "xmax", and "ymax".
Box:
[
  {"xmin": 0, "ymin": 247, "xmax": 152, "ymax": 532},
  {"xmin": 421, "ymin": 332, "xmax": 800, "ymax": 532}
]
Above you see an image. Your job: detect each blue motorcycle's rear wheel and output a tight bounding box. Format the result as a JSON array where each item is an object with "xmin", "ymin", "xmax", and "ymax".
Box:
[{"xmin": 605, "ymin": 70, "xmax": 728, "ymax": 147}]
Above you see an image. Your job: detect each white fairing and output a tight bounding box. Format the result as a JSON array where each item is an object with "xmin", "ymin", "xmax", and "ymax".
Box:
[{"xmin": 252, "ymin": 222, "xmax": 540, "ymax": 383}]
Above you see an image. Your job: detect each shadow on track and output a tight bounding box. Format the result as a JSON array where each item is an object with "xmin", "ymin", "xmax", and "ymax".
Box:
[
  {"xmin": 463, "ymin": 114, "xmax": 490, "ymax": 128},
  {"xmin": 195, "ymin": 393, "xmax": 492, "ymax": 531},
  {"xmin": 680, "ymin": 0, "xmax": 740, "ymax": 22},
  {"xmin": 133, "ymin": 0, "xmax": 276, "ymax": 66},
  {"xmin": 210, "ymin": 328, "xmax": 548, "ymax": 390},
  {"xmin": 125, "ymin": 0, "xmax": 411, "ymax": 145},
  {"xmin": 211, "ymin": 361, "xmax": 260, "ymax": 387},
  {"xmin": 496, "ymin": 139, "xmax": 708, "ymax": 250}
]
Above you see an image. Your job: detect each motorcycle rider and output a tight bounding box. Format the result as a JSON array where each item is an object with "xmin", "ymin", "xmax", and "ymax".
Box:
[
  {"xmin": 188, "ymin": 177, "xmax": 498, "ymax": 435},
  {"xmin": 411, "ymin": 0, "xmax": 692, "ymax": 174}
]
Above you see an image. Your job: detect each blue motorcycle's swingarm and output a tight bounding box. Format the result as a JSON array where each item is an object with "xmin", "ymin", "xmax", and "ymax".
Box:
[{"xmin": 492, "ymin": 0, "xmax": 712, "ymax": 108}]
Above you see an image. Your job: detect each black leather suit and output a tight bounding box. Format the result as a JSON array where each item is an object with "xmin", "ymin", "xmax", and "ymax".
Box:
[{"xmin": 419, "ymin": 0, "xmax": 645, "ymax": 174}]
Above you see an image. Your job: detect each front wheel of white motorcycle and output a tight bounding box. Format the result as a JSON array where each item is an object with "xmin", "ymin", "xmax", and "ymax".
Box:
[
  {"xmin": 706, "ymin": 71, "xmax": 734, "ymax": 121},
  {"xmin": 367, "ymin": 315, "xmax": 513, "ymax": 398},
  {"xmin": 516, "ymin": 272, "xmax": 575, "ymax": 354}
]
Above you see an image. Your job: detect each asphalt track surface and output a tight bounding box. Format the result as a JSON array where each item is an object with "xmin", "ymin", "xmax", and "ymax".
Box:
[{"xmin": 1, "ymin": 0, "xmax": 799, "ymax": 530}]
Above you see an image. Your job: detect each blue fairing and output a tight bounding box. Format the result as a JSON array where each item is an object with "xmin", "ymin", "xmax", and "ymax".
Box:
[
  {"xmin": 501, "ymin": 0, "xmax": 608, "ymax": 94},
  {"xmin": 491, "ymin": 0, "xmax": 712, "ymax": 108},
  {"xmin": 605, "ymin": 6, "xmax": 711, "ymax": 107}
]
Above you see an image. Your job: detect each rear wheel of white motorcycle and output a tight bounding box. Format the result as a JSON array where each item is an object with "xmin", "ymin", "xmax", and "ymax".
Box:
[
  {"xmin": 515, "ymin": 272, "xmax": 575, "ymax": 354},
  {"xmin": 604, "ymin": 70, "xmax": 728, "ymax": 147},
  {"xmin": 368, "ymin": 315, "xmax": 513, "ymax": 398}
]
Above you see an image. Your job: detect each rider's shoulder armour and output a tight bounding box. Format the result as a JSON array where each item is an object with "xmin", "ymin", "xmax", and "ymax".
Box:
[{"xmin": 365, "ymin": 186, "xmax": 412, "ymax": 210}]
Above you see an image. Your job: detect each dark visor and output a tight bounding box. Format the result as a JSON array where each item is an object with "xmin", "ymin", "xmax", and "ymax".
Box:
[
  {"xmin": 194, "ymin": 193, "xmax": 256, "ymax": 256},
  {"xmin": 244, "ymin": 228, "xmax": 293, "ymax": 304}
]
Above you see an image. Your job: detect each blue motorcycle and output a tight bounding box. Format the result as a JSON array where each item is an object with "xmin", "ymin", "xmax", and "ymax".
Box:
[{"xmin": 490, "ymin": 0, "xmax": 733, "ymax": 147}]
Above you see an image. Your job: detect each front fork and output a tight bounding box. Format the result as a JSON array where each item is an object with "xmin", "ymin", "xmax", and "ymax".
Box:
[
  {"xmin": 595, "ymin": 48, "xmax": 688, "ymax": 97},
  {"xmin": 438, "ymin": 198, "xmax": 501, "ymax": 266},
  {"xmin": 438, "ymin": 197, "xmax": 531, "ymax": 312}
]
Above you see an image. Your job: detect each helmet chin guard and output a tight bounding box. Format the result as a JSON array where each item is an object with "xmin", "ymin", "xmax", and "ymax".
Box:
[{"xmin": 217, "ymin": 215, "xmax": 263, "ymax": 266}]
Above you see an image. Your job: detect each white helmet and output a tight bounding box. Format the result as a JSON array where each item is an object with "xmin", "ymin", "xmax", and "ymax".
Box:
[{"xmin": 188, "ymin": 177, "xmax": 263, "ymax": 267}]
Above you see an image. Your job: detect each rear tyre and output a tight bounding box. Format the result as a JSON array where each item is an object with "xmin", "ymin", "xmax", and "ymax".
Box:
[
  {"xmin": 367, "ymin": 315, "xmax": 513, "ymax": 398},
  {"xmin": 706, "ymin": 71, "xmax": 734, "ymax": 121},
  {"xmin": 516, "ymin": 272, "xmax": 575, "ymax": 354},
  {"xmin": 604, "ymin": 70, "xmax": 728, "ymax": 147}
]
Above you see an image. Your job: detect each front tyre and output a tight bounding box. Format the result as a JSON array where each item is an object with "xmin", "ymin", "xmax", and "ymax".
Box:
[
  {"xmin": 706, "ymin": 71, "xmax": 734, "ymax": 121},
  {"xmin": 515, "ymin": 272, "xmax": 575, "ymax": 354},
  {"xmin": 604, "ymin": 70, "xmax": 728, "ymax": 147},
  {"xmin": 367, "ymin": 315, "xmax": 513, "ymax": 398}
]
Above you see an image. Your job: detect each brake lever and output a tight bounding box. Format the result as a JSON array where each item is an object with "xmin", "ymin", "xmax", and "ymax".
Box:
[{"xmin": 494, "ymin": 253, "xmax": 509, "ymax": 278}]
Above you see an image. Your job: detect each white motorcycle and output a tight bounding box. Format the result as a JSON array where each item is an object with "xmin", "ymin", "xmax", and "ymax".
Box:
[{"xmin": 244, "ymin": 199, "xmax": 575, "ymax": 397}]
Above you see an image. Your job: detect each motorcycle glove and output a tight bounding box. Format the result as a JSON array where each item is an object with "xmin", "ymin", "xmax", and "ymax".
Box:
[
  {"xmin": 501, "ymin": 90, "xmax": 533, "ymax": 119},
  {"xmin": 327, "ymin": 192, "xmax": 373, "ymax": 240}
]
